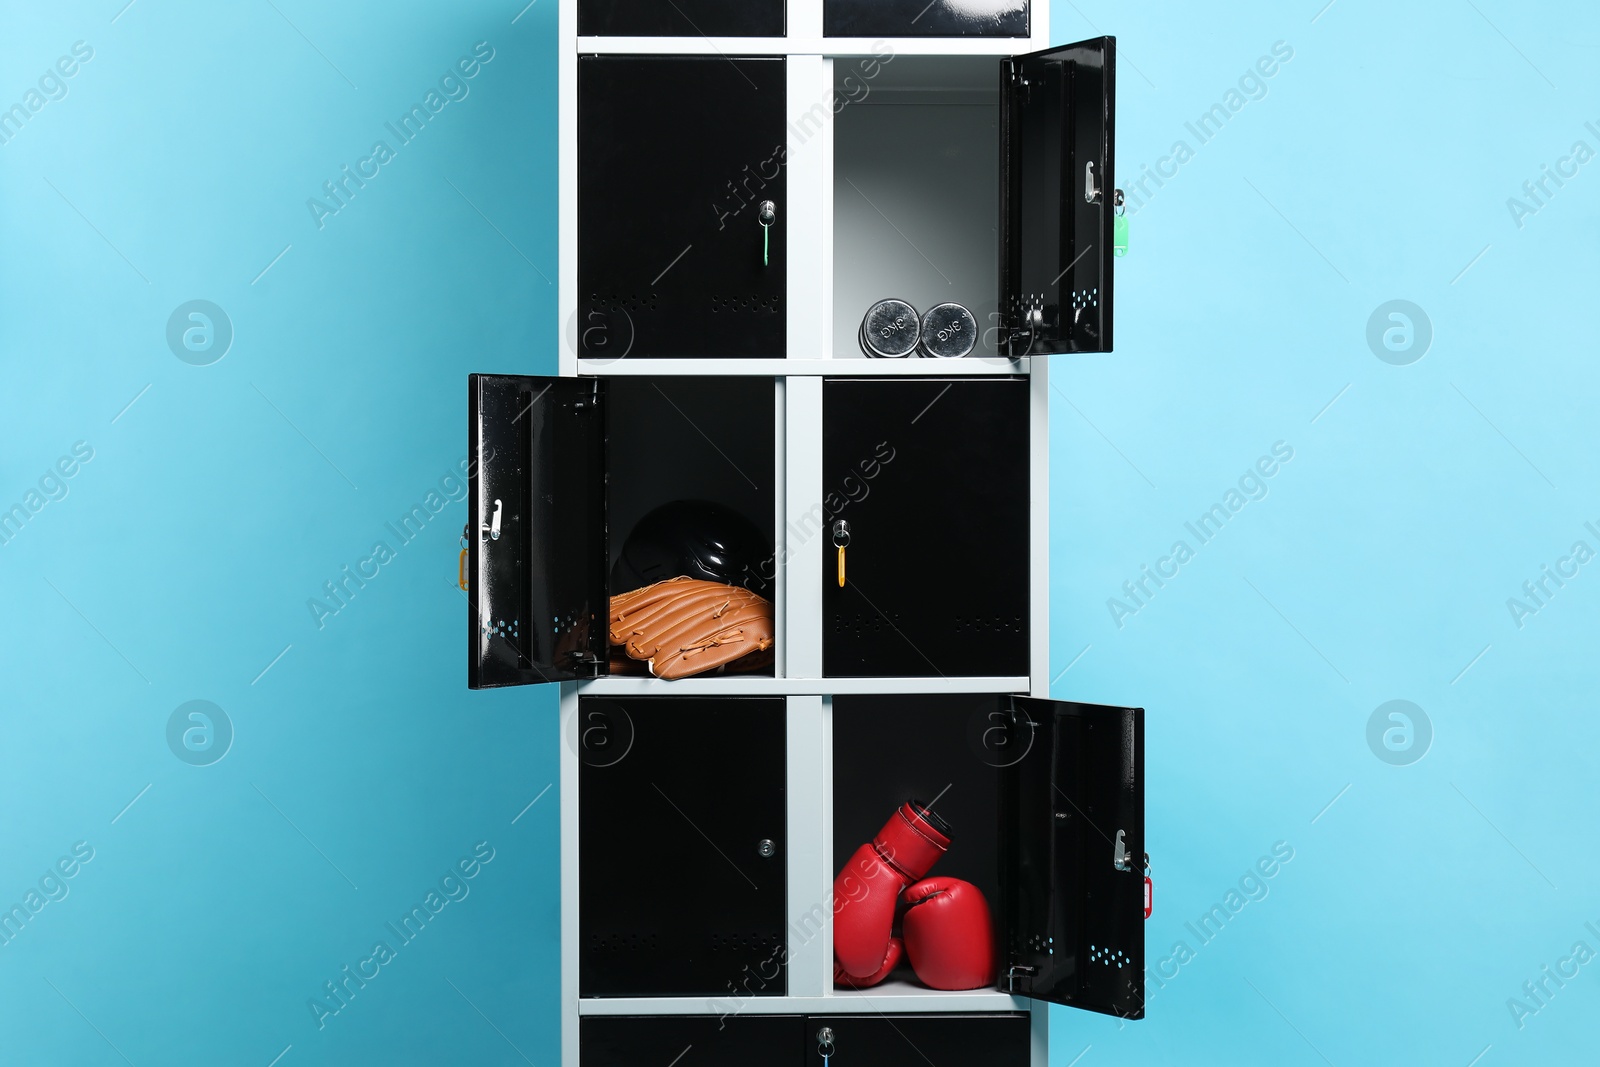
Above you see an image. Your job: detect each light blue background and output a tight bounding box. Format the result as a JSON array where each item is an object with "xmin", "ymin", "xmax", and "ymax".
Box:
[{"xmin": 1, "ymin": 1, "xmax": 1595, "ymax": 1064}]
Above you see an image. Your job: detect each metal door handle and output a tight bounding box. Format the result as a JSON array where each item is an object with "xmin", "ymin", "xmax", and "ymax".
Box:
[
  {"xmin": 759, "ymin": 200, "xmax": 776, "ymax": 267},
  {"xmin": 482, "ymin": 499, "xmax": 502, "ymax": 541}
]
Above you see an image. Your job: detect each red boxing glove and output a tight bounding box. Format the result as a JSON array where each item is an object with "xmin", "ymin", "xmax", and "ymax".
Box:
[
  {"xmin": 833, "ymin": 938, "xmax": 903, "ymax": 989},
  {"xmin": 901, "ymin": 877, "xmax": 996, "ymax": 991},
  {"xmin": 832, "ymin": 801, "xmax": 950, "ymax": 988}
]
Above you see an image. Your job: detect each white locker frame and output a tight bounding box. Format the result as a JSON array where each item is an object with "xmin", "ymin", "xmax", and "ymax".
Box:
[{"xmin": 555, "ymin": 1, "xmax": 1062, "ymax": 1063}]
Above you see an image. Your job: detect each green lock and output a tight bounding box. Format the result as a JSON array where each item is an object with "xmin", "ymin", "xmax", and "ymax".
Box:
[{"xmin": 1114, "ymin": 213, "xmax": 1128, "ymax": 257}]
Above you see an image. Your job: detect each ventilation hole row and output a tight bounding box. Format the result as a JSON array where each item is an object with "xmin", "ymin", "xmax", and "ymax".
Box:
[
  {"xmin": 832, "ymin": 612, "xmax": 902, "ymax": 635},
  {"xmin": 589, "ymin": 932, "xmax": 661, "ymax": 950},
  {"xmin": 1089, "ymin": 943, "xmax": 1128, "ymax": 969},
  {"xmin": 710, "ymin": 294, "xmax": 780, "ymax": 314},
  {"xmin": 953, "ymin": 615, "xmax": 1024, "ymax": 633},
  {"xmin": 590, "ymin": 292, "xmax": 659, "ymax": 312},
  {"xmin": 710, "ymin": 934, "xmax": 782, "ymax": 952}
]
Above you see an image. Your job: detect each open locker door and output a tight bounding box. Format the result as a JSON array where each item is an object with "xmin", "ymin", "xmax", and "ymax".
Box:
[
  {"xmin": 998, "ymin": 696, "xmax": 1145, "ymax": 1018},
  {"xmin": 467, "ymin": 374, "xmax": 608, "ymax": 688},
  {"xmin": 999, "ymin": 37, "xmax": 1116, "ymax": 356}
]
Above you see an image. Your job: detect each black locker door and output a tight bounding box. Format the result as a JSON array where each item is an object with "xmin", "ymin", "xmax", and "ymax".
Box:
[
  {"xmin": 581, "ymin": 1016, "xmax": 804, "ymax": 1067},
  {"xmin": 580, "ymin": 697, "xmax": 788, "ymax": 997},
  {"xmin": 999, "ymin": 697, "xmax": 1145, "ymax": 1019},
  {"xmin": 822, "ymin": 378, "xmax": 1030, "ymax": 678},
  {"xmin": 579, "ymin": 57, "xmax": 786, "ymax": 359},
  {"xmin": 806, "ymin": 1015, "xmax": 1030, "ymax": 1065},
  {"xmin": 467, "ymin": 374, "xmax": 607, "ymax": 688},
  {"xmin": 579, "ymin": 0, "xmax": 785, "ymax": 37},
  {"xmin": 999, "ymin": 37, "xmax": 1116, "ymax": 356},
  {"xmin": 824, "ymin": 0, "xmax": 1027, "ymax": 38}
]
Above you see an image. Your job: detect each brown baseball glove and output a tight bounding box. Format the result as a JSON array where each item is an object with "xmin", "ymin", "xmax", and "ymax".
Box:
[{"xmin": 608, "ymin": 577, "xmax": 775, "ymax": 680}]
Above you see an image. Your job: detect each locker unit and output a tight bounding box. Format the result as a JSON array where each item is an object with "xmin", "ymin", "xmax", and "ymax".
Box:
[
  {"xmin": 470, "ymin": 6, "xmax": 1138, "ymax": 1065},
  {"xmin": 574, "ymin": 47, "xmax": 1115, "ymax": 362},
  {"xmin": 468, "ymin": 374, "xmax": 776, "ymax": 686},
  {"xmin": 578, "ymin": 56, "xmax": 788, "ymax": 359},
  {"xmin": 830, "ymin": 46, "xmax": 1116, "ymax": 361},
  {"xmin": 831, "ymin": 694, "xmax": 1145, "ymax": 1015},
  {"xmin": 821, "ymin": 378, "xmax": 1031, "ymax": 677},
  {"xmin": 578, "ymin": 697, "xmax": 788, "ymax": 998}
]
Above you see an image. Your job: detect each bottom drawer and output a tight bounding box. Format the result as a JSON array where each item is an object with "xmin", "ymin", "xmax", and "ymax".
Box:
[
  {"xmin": 580, "ymin": 1016, "xmax": 803, "ymax": 1066},
  {"xmin": 580, "ymin": 1013, "xmax": 1031, "ymax": 1066},
  {"xmin": 810, "ymin": 1014, "xmax": 1031, "ymax": 1065}
]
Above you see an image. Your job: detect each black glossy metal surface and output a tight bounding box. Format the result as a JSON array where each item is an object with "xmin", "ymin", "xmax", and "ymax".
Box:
[
  {"xmin": 999, "ymin": 697, "xmax": 1144, "ymax": 1019},
  {"xmin": 1000, "ymin": 37, "xmax": 1115, "ymax": 355},
  {"xmin": 467, "ymin": 375, "xmax": 606, "ymax": 688},
  {"xmin": 824, "ymin": 0, "xmax": 1027, "ymax": 38},
  {"xmin": 822, "ymin": 378, "xmax": 1029, "ymax": 678},
  {"xmin": 581, "ymin": 1016, "xmax": 805, "ymax": 1067},
  {"xmin": 579, "ymin": 57, "xmax": 787, "ymax": 358},
  {"xmin": 579, "ymin": 0, "xmax": 785, "ymax": 37},
  {"xmin": 579, "ymin": 697, "xmax": 787, "ymax": 997},
  {"xmin": 807, "ymin": 1015, "xmax": 1030, "ymax": 1064}
]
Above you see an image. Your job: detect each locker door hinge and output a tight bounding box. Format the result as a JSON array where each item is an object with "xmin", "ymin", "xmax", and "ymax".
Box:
[
  {"xmin": 1003, "ymin": 964, "xmax": 1037, "ymax": 994},
  {"xmin": 1003, "ymin": 312, "xmax": 1043, "ymax": 357},
  {"xmin": 571, "ymin": 650, "xmax": 606, "ymax": 678}
]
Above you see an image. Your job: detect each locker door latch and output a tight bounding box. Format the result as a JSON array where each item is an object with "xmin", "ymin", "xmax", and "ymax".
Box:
[
  {"xmin": 481, "ymin": 498, "xmax": 502, "ymax": 541},
  {"xmin": 832, "ymin": 519, "xmax": 850, "ymax": 587},
  {"xmin": 816, "ymin": 1026, "xmax": 835, "ymax": 1059},
  {"xmin": 1113, "ymin": 828, "xmax": 1131, "ymax": 871},
  {"xmin": 1085, "ymin": 160, "xmax": 1101, "ymax": 204},
  {"xmin": 759, "ymin": 200, "xmax": 775, "ymax": 267}
]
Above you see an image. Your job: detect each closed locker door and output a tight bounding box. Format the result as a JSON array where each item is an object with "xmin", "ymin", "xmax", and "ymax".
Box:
[
  {"xmin": 824, "ymin": 0, "xmax": 1027, "ymax": 38},
  {"xmin": 822, "ymin": 378, "xmax": 1030, "ymax": 677},
  {"xmin": 579, "ymin": 697, "xmax": 788, "ymax": 997},
  {"xmin": 579, "ymin": 0, "xmax": 786, "ymax": 37},
  {"xmin": 806, "ymin": 1015, "xmax": 1031, "ymax": 1065},
  {"xmin": 579, "ymin": 56, "xmax": 787, "ymax": 358},
  {"xmin": 581, "ymin": 1016, "xmax": 804, "ymax": 1067}
]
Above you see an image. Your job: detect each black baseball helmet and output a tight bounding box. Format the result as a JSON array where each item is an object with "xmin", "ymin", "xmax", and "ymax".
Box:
[{"xmin": 611, "ymin": 501, "xmax": 773, "ymax": 598}]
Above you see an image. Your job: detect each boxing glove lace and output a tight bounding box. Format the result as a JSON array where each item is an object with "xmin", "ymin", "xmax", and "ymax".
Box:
[{"xmin": 832, "ymin": 801, "xmax": 950, "ymax": 988}]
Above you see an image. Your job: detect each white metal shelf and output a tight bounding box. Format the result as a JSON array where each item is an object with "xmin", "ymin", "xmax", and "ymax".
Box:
[
  {"xmin": 577, "ymin": 675, "xmax": 1031, "ymax": 697},
  {"xmin": 577, "ymin": 36, "xmax": 1043, "ymax": 58},
  {"xmin": 578, "ymin": 981, "xmax": 1030, "ymax": 1016},
  {"xmin": 578, "ymin": 357, "xmax": 1029, "ymax": 377}
]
